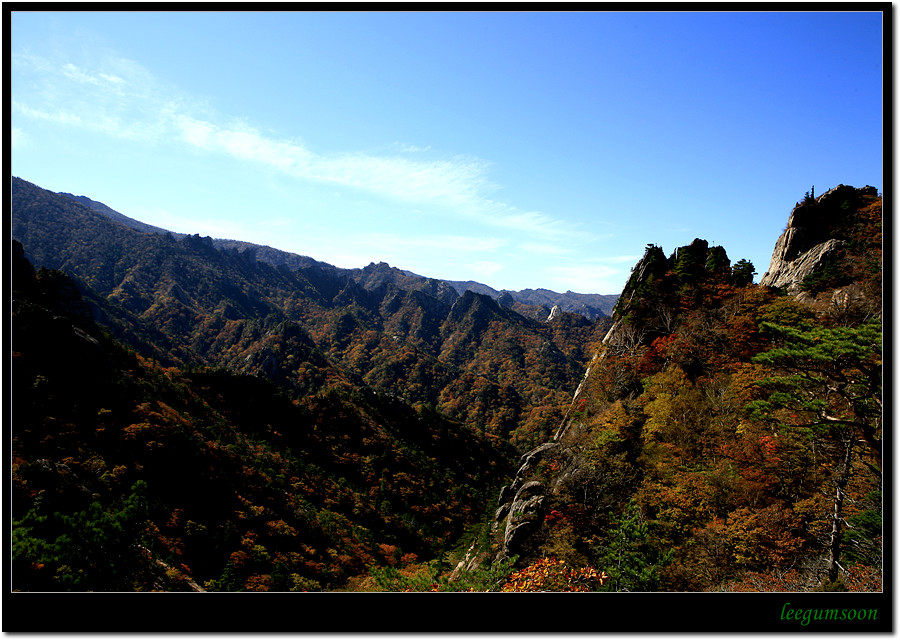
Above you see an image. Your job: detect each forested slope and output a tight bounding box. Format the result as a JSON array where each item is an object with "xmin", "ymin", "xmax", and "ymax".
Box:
[
  {"xmin": 10, "ymin": 176, "xmax": 613, "ymax": 592},
  {"xmin": 11, "ymin": 240, "xmax": 511, "ymax": 591},
  {"xmin": 12, "ymin": 176, "xmax": 611, "ymax": 451},
  {"xmin": 486, "ymin": 185, "xmax": 882, "ymax": 593},
  {"xmin": 10, "ymin": 178, "xmax": 882, "ymax": 595}
]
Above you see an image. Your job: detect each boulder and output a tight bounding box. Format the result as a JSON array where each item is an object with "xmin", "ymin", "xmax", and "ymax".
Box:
[
  {"xmin": 493, "ymin": 441, "xmax": 564, "ymax": 558},
  {"xmin": 502, "ymin": 480, "xmax": 546, "ymax": 557}
]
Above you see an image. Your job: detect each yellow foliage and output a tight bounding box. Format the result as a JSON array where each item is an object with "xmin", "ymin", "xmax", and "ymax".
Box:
[{"xmin": 641, "ymin": 366, "xmax": 704, "ymax": 447}]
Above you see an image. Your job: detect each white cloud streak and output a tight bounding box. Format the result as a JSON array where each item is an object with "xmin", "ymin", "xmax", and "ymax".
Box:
[
  {"xmin": 13, "ymin": 51, "xmax": 574, "ymax": 239},
  {"xmin": 346, "ymin": 232, "xmax": 508, "ymax": 254},
  {"xmin": 468, "ymin": 260, "xmax": 507, "ymax": 279}
]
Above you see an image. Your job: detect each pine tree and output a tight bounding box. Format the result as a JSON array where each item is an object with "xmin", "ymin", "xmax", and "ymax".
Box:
[
  {"xmin": 731, "ymin": 259, "xmax": 757, "ymax": 286},
  {"xmin": 747, "ymin": 320, "xmax": 882, "ymax": 583},
  {"xmin": 591, "ymin": 501, "xmax": 671, "ymax": 592}
]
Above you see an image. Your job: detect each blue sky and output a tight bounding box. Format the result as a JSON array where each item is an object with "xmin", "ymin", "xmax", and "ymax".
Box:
[{"xmin": 11, "ymin": 10, "xmax": 883, "ymax": 294}]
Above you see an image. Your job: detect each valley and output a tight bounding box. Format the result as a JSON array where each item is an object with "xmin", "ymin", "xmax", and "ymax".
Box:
[{"xmin": 10, "ymin": 178, "xmax": 883, "ymax": 599}]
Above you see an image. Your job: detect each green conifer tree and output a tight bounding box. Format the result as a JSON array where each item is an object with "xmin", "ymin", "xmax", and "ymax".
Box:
[
  {"xmin": 591, "ymin": 501, "xmax": 671, "ymax": 592},
  {"xmin": 747, "ymin": 320, "xmax": 882, "ymax": 583}
]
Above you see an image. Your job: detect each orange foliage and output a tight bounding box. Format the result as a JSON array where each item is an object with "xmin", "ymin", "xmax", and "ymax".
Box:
[{"xmin": 501, "ymin": 557, "xmax": 608, "ymax": 592}]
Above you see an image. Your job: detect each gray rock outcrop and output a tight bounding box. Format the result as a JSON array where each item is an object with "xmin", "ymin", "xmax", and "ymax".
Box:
[
  {"xmin": 760, "ymin": 184, "xmax": 878, "ymax": 296},
  {"xmin": 493, "ymin": 442, "xmax": 559, "ymax": 559},
  {"xmin": 546, "ymin": 304, "xmax": 562, "ymax": 322},
  {"xmin": 761, "ymin": 236, "xmax": 847, "ymax": 294}
]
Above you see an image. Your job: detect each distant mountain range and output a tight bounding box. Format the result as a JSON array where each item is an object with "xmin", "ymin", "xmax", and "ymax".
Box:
[
  {"xmin": 12, "ymin": 176, "xmax": 611, "ymax": 453},
  {"xmin": 444, "ymin": 280, "xmax": 618, "ymax": 320},
  {"xmin": 60, "ymin": 191, "xmax": 618, "ymax": 319}
]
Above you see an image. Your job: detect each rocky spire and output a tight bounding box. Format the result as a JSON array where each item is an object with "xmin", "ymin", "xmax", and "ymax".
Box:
[{"xmin": 546, "ymin": 304, "xmax": 562, "ymax": 321}]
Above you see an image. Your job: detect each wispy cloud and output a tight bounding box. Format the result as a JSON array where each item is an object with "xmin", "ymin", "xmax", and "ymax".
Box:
[
  {"xmin": 517, "ymin": 242, "xmax": 572, "ymax": 256},
  {"xmin": 12, "ymin": 100, "xmax": 85, "ymax": 127},
  {"xmin": 13, "ymin": 51, "xmax": 574, "ymax": 239},
  {"xmin": 175, "ymin": 116, "xmax": 315, "ymax": 174},
  {"xmin": 61, "ymin": 62, "xmax": 124, "ymax": 88},
  {"xmin": 545, "ymin": 263, "xmax": 627, "ymax": 294},
  {"xmin": 350, "ymin": 233, "xmax": 508, "ymax": 254},
  {"xmin": 468, "ymin": 260, "xmax": 507, "ymax": 279},
  {"xmin": 12, "ymin": 52, "xmax": 179, "ymax": 143},
  {"xmin": 393, "ymin": 142, "xmax": 432, "ymax": 153},
  {"xmin": 11, "ymin": 127, "xmax": 28, "ymax": 149},
  {"xmin": 310, "ymin": 150, "xmax": 494, "ymax": 208}
]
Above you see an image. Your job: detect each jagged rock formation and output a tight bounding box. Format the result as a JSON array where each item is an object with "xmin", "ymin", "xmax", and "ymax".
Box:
[
  {"xmin": 761, "ymin": 237, "xmax": 847, "ymax": 294},
  {"xmin": 546, "ymin": 305, "xmax": 562, "ymax": 322},
  {"xmin": 492, "ymin": 237, "xmax": 742, "ymax": 560},
  {"xmin": 761, "ymin": 184, "xmax": 879, "ymax": 300},
  {"xmin": 760, "ymin": 184, "xmax": 883, "ymax": 330},
  {"xmin": 493, "ymin": 443, "xmax": 559, "ymax": 559},
  {"xmin": 601, "ymin": 238, "xmax": 731, "ymax": 350}
]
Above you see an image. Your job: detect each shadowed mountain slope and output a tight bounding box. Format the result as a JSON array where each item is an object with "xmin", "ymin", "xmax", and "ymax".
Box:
[{"xmin": 13, "ymin": 176, "xmax": 610, "ymax": 451}]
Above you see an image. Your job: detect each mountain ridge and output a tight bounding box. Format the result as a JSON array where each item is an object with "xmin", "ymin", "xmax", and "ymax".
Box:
[
  {"xmin": 12, "ymin": 176, "xmax": 610, "ymax": 452},
  {"xmin": 56, "ymin": 186, "xmax": 618, "ymax": 319},
  {"xmin": 11, "ymin": 238, "xmax": 513, "ymax": 592}
]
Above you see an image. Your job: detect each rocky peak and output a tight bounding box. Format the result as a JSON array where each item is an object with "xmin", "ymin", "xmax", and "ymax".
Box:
[
  {"xmin": 497, "ymin": 291, "xmax": 515, "ymax": 308},
  {"xmin": 760, "ymin": 184, "xmax": 878, "ymax": 295},
  {"xmin": 610, "ymin": 244, "xmax": 668, "ymax": 317},
  {"xmin": 488, "ymin": 184, "xmax": 881, "ymax": 577},
  {"xmin": 602, "ymin": 239, "xmax": 730, "ymax": 349},
  {"xmin": 446, "ymin": 289, "xmax": 507, "ymax": 326},
  {"xmin": 546, "ymin": 304, "xmax": 562, "ymax": 322}
]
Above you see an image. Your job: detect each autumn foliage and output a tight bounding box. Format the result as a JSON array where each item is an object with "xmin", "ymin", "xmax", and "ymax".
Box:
[
  {"xmin": 10, "ymin": 180, "xmax": 882, "ymax": 594},
  {"xmin": 504, "ymin": 192, "xmax": 882, "ymax": 593},
  {"xmin": 501, "ymin": 557, "xmax": 608, "ymax": 592}
]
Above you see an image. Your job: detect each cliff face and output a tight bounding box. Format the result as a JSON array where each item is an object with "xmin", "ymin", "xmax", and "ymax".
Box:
[{"xmin": 760, "ymin": 184, "xmax": 879, "ymax": 296}]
